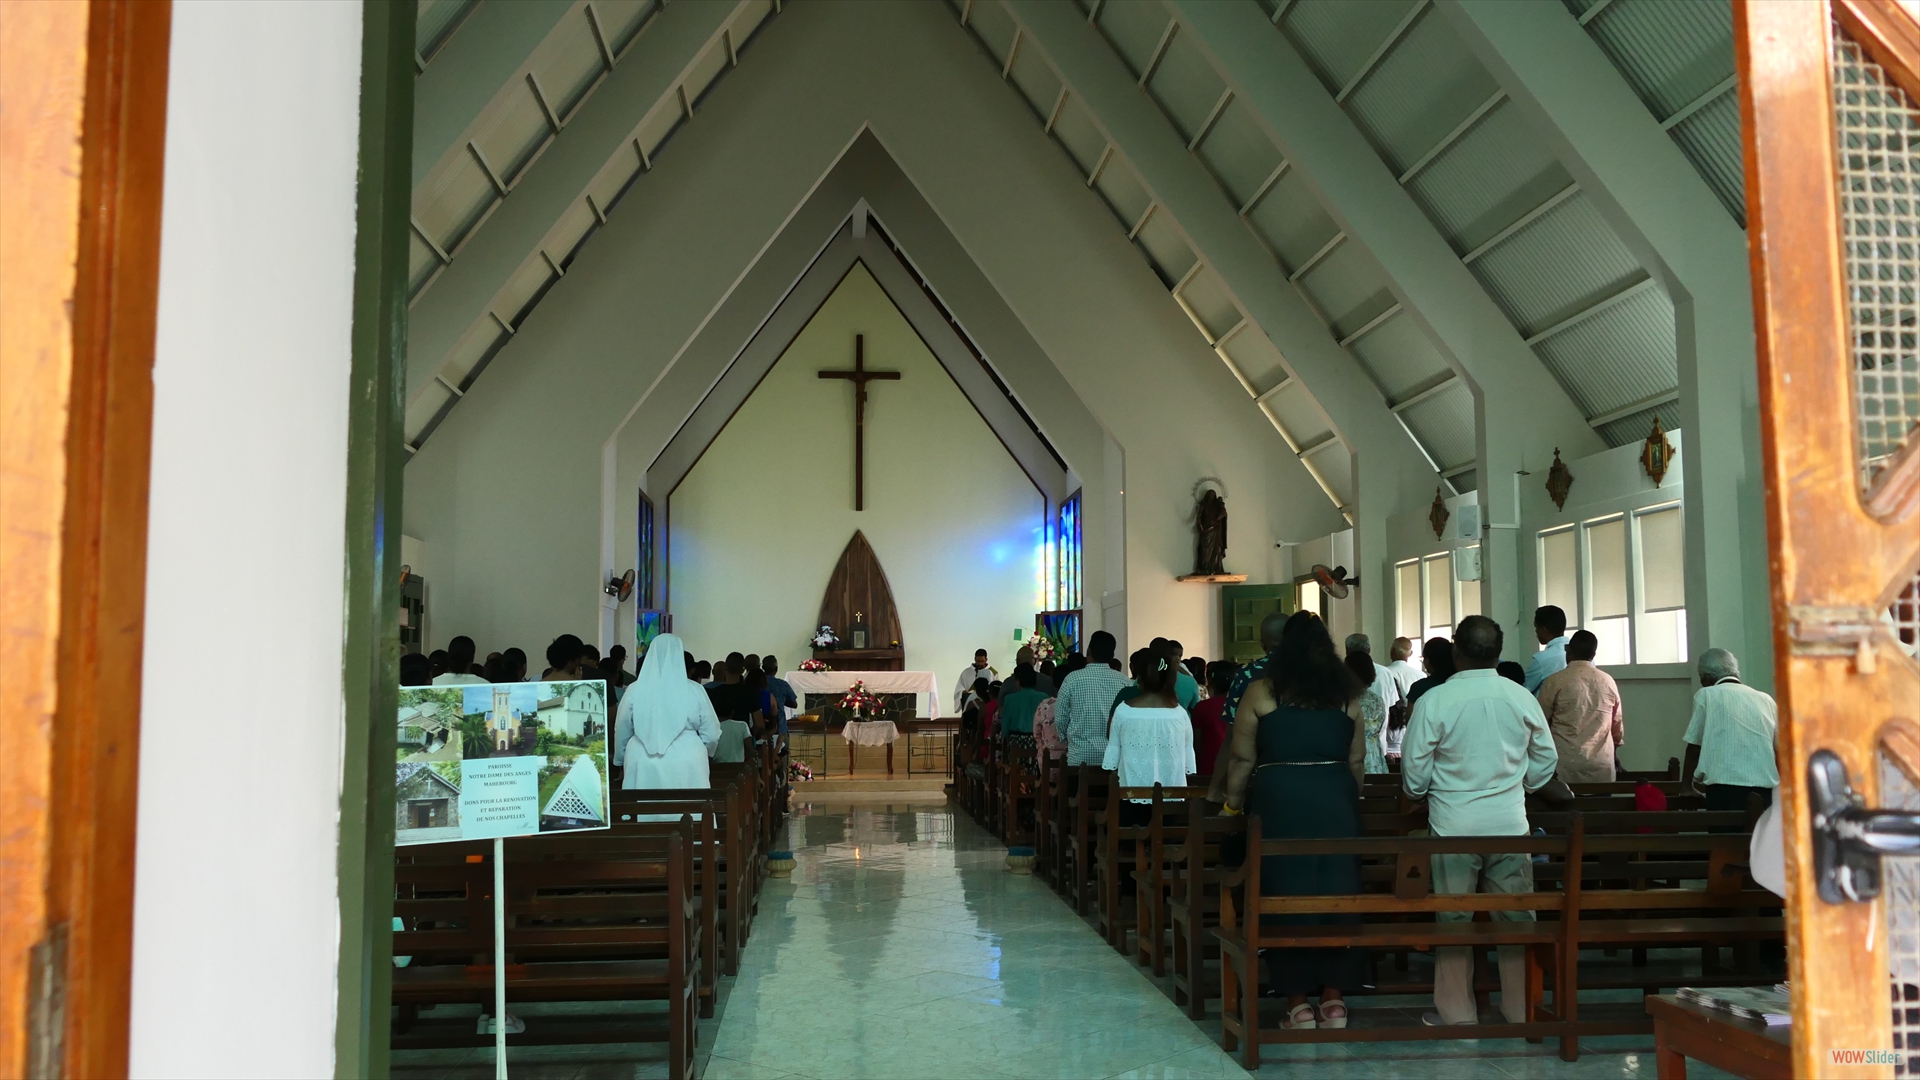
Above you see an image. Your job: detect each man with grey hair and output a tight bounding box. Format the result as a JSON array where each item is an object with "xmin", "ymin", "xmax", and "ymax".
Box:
[
  {"xmin": 1682, "ymin": 648, "xmax": 1779, "ymax": 813},
  {"xmin": 1222, "ymin": 612, "xmax": 1288, "ymax": 725},
  {"xmin": 1344, "ymin": 631, "xmax": 1402, "ymax": 721}
]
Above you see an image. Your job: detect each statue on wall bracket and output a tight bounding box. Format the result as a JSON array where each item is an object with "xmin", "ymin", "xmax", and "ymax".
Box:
[
  {"xmin": 1192, "ymin": 477, "xmax": 1229, "ymax": 577},
  {"xmin": 1546, "ymin": 448, "xmax": 1575, "ymax": 511},
  {"xmin": 1640, "ymin": 415, "xmax": 1676, "ymax": 486}
]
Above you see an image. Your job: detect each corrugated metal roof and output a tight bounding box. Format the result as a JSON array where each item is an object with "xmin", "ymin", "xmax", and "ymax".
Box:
[
  {"xmin": 1571, "ymin": 0, "xmax": 1745, "ymax": 225},
  {"xmin": 1531, "ymin": 283, "xmax": 1678, "ymax": 420},
  {"xmin": 1668, "ymin": 88, "xmax": 1745, "ymax": 222},
  {"xmin": 1469, "ymin": 192, "xmax": 1643, "ymax": 332},
  {"xmin": 1405, "ymin": 99, "xmax": 1572, "ymax": 252},
  {"xmin": 1595, "ymin": 403, "xmax": 1676, "ymax": 450}
]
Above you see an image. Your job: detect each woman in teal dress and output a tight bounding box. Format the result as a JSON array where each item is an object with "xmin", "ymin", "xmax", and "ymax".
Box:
[{"xmin": 1218, "ymin": 611, "xmax": 1369, "ymax": 1030}]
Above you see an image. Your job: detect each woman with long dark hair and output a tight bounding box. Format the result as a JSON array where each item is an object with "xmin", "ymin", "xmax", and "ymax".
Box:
[{"xmin": 1218, "ymin": 611, "xmax": 1368, "ymax": 1030}]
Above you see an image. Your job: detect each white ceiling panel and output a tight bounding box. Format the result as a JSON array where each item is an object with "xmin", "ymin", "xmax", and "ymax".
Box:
[
  {"xmin": 1265, "ymin": 382, "xmax": 1335, "ymax": 447},
  {"xmin": 1218, "ymin": 323, "xmax": 1290, "ymax": 392},
  {"xmin": 1135, "ymin": 205, "xmax": 1197, "ymax": 287},
  {"xmin": 1146, "ymin": 27, "xmax": 1227, "ymax": 143},
  {"xmin": 1093, "ymin": 0, "xmax": 1171, "ymax": 78},
  {"xmin": 1049, "ymin": 93, "xmax": 1108, "ymax": 176},
  {"xmin": 1093, "ymin": 153, "xmax": 1153, "ymax": 229},
  {"xmin": 1195, "ymin": 96, "xmax": 1282, "ymax": 209},
  {"xmin": 1244, "ymin": 168, "xmax": 1338, "ymax": 269},
  {"xmin": 1178, "ymin": 262, "xmax": 1242, "ymax": 342},
  {"xmin": 1349, "ymin": 309, "xmax": 1449, "ymax": 400},
  {"xmin": 682, "ymin": 37, "xmax": 730, "ymax": 109},
  {"xmin": 1010, "ymin": 34, "xmax": 1063, "ymax": 119}
]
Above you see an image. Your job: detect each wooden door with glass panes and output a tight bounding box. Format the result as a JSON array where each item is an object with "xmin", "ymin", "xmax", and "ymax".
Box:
[{"xmin": 1738, "ymin": 2, "xmax": 1920, "ymax": 1075}]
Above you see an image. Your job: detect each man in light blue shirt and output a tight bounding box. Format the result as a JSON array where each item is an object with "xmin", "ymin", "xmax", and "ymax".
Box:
[
  {"xmin": 1055, "ymin": 631, "xmax": 1128, "ymax": 767},
  {"xmin": 1403, "ymin": 615, "xmax": 1558, "ymax": 1027},
  {"xmin": 1522, "ymin": 605, "xmax": 1571, "ymax": 693}
]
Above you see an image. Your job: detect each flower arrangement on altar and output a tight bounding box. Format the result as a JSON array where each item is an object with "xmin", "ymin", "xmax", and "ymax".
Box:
[
  {"xmin": 811, "ymin": 624, "xmax": 839, "ymax": 649},
  {"xmin": 788, "ymin": 760, "xmax": 814, "ymax": 783},
  {"xmin": 837, "ymin": 680, "xmax": 883, "ymax": 720},
  {"xmin": 798, "ymin": 658, "xmax": 830, "ymax": 673},
  {"xmin": 1027, "ymin": 634, "xmax": 1058, "ymax": 663}
]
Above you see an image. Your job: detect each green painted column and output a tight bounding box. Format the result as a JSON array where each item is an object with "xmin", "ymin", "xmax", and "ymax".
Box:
[{"xmin": 337, "ymin": 2, "xmax": 412, "ymax": 1075}]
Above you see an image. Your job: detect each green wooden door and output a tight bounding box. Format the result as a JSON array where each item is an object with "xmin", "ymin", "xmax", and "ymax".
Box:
[{"xmin": 1220, "ymin": 583, "xmax": 1295, "ymax": 664}]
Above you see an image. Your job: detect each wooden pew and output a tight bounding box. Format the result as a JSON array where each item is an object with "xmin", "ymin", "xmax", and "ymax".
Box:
[
  {"xmin": 1066, "ymin": 766, "xmax": 1111, "ymax": 916},
  {"xmin": 391, "ymin": 821, "xmax": 700, "ymax": 1079},
  {"xmin": 1096, "ymin": 783, "xmax": 1172, "ymax": 951},
  {"xmin": 613, "ymin": 776, "xmax": 756, "ymax": 976},
  {"xmin": 1168, "ymin": 798, "xmax": 1244, "ymax": 1018},
  {"xmin": 1213, "ymin": 814, "xmax": 1780, "ymax": 1069},
  {"xmin": 1128, "ymin": 784, "xmax": 1211, "ymax": 975},
  {"xmin": 1034, "ymin": 750, "xmax": 1064, "ymax": 885}
]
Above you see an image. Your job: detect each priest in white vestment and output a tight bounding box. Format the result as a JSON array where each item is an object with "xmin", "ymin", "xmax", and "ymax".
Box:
[
  {"xmin": 955, "ymin": 649, "xmax": 996, "ymax": 712},
  {"xmin": 613, "ymin": 634, "xmax": 722, "ymax": 814}
]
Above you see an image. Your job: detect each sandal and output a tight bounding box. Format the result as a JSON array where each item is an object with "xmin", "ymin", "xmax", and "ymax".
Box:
[
  {"xmin": 1317, "ymin": 1001, "xmax": 1348, "ymax": 1029},
  {"xmin": 1282, "ymin": 1002, "xmax": 1318, "ymax": 1030}
]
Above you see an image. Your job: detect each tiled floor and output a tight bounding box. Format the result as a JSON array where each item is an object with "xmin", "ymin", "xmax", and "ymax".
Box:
[{"xmin": 394, "ymin": 794, "xmax": 1741, "ymax": 1079}]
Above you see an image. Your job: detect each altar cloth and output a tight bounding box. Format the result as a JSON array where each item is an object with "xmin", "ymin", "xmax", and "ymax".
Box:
[
  {"xmin": 785, "ymin": 670, "xmax": 943, "ymax": 718},
  {"xmin": 841, "ymin": 720, "xmax": 900, "ymax": 747}
]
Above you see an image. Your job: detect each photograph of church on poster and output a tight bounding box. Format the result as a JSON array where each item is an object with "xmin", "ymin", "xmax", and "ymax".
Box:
[{"xmin": 393, "ymin": 680, "xmax": 610, "ymax": 846}]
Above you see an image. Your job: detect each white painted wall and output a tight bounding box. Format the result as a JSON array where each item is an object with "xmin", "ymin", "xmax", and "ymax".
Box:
[
  {"xmin": 670, "ymin": 264, "xmax": 1043, "ymax": 673},
  {"xmin": 132, "ymin": 4, "xmax": 363, "ymax": 1076}
]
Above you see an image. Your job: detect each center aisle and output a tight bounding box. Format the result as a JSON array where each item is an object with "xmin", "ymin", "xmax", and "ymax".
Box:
[{"xmin": 704, "ymin": 797, "xmax": 1251, "ymax": 1080}]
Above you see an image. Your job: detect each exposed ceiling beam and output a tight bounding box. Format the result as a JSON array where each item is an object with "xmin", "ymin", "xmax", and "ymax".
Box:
[
  {"xmin": 1170, "ymin": 0, "xmax": 1605, "ymax": 496},
  {"xmin": 1005, "ymin": 0, "xmax": 1439, "ymax": 517},
  {"xmin": 407, "ymin": 0, "xmax": 748, "ymax": 400},
  {"xmin": 1587, "ymin": 387, "xmax": 1679, "ymax": 429},
  {"xmin": 413, "ymin": 0, "xmax": 582, "ymax": 190}
]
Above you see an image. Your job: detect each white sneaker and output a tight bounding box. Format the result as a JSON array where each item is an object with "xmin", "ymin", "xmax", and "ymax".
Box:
[
  {"xmin": 1421, "ymin": 1011, "xmax": 1475, "ymax": 1027},
  {"xmin": 477, "ymin": 1013, "xmax": 526, "ymax": 1035}
]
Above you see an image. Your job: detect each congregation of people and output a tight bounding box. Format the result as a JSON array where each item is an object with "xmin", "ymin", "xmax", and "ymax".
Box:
[
  {"xmin": 401, "ymin": 632, "xmax": 800, "ymax": 790},
  {"xmin": 957, "ymin": 601, "xmax": 1781, "ymax": 1031}
]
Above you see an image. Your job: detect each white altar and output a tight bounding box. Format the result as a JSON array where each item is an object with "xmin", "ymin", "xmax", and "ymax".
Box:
[{"xmin": 784, "ymin": 669, "xmax": 944, "ymax": 718}]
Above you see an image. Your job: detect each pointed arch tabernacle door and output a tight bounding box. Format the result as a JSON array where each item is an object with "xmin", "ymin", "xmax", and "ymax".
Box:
[{"xmin": 1738, "ymin": 1, "xmax": 1920, "ymax": 1075}]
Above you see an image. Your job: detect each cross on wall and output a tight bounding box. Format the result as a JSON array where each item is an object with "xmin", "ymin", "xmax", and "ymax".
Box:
[{"xmin": 817, "ymin": 334, "xmax": 900, "ymax": 511}]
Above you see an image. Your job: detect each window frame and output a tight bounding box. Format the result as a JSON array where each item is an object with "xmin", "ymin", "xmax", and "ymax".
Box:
[
  {"xmin": 1393, "ymin": 545, "xmax": 1481, "ymax": 641},
  {"xmin": 1530, "ymin": 500, "xmax": 1687, "ymax": 667}
]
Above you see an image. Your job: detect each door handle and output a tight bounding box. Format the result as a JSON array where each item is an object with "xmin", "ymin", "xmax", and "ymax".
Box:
[{"xmin": 1810, "ymin": 749, "xmax": 1920, "ymax": 903}]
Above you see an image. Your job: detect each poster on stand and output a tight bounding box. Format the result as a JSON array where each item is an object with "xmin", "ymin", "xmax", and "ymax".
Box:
[{"xmin": 394, "ymin": 679, "xmax": 611, "ymax": 847}]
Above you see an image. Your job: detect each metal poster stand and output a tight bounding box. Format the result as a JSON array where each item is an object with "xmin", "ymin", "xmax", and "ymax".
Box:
[{"xmin": 493, "ymin": 836, "xmax": 507, "ymax": 1079}]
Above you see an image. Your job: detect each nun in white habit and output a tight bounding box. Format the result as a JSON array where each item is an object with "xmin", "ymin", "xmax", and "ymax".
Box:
[{"xmin": 612, "ymin": 634, "xmax": 722, "ymax": 805}]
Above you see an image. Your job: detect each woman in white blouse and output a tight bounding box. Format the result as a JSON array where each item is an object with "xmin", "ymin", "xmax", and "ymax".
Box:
[{"xmin": 1103, "ymin": 648, "xmax": 1197, "ymax": 825}]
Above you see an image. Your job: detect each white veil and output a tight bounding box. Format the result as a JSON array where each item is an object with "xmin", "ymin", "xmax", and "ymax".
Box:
[{"xmin": 619, "ymin": 634, "xmax": 713, "ymax": 757}]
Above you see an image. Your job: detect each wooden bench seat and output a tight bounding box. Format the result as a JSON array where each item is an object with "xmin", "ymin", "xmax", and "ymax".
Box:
[
  {"xmin": 1213, "ymin": 814, "xmax": 1779, "ymax": 1069},
  {"xmin": 392, "ymin": 821, "xmax": 699, "ymax": 1078}
]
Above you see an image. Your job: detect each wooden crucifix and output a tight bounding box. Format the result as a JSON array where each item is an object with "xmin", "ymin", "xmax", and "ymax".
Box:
[{"xmin": 817, "ymin": 334, "xmax": 899, "ymax": 511}]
